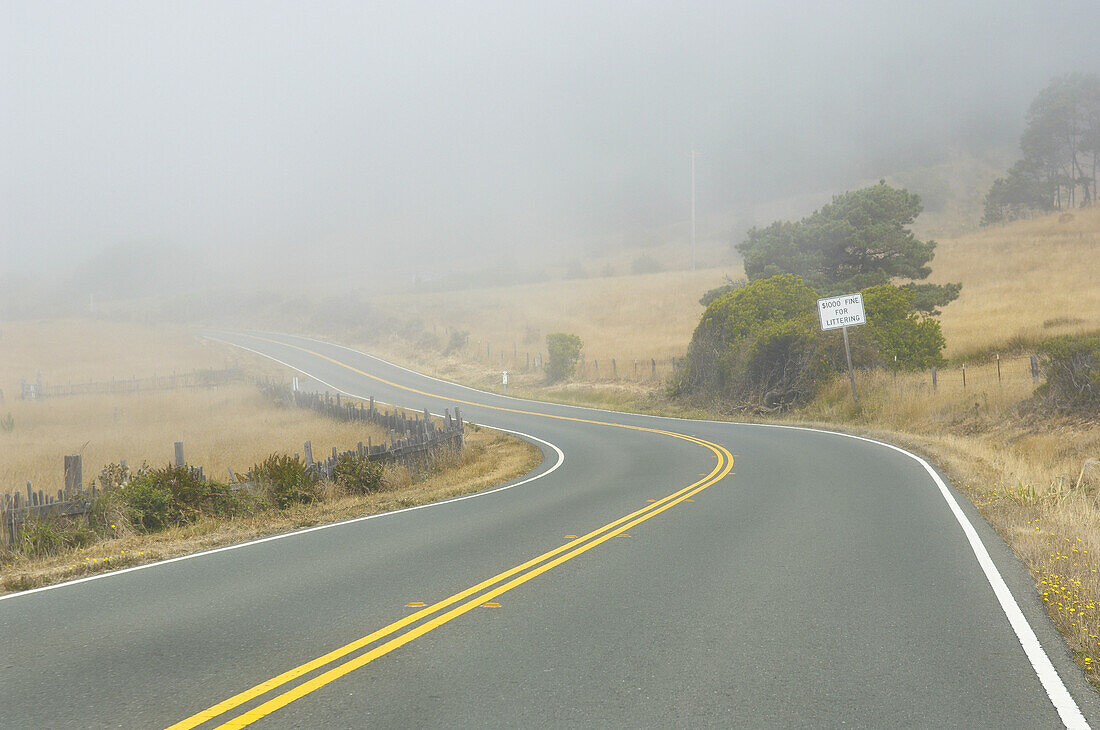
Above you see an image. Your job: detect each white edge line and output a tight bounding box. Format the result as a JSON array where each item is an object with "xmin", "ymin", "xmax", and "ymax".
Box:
[
  {"xmin": 214, "ymin": 328, "xmax": 1089, "ymax": 729},
  {"xmin": 0, "ymin": 348, "xmax": 564, "ymax": 604}
]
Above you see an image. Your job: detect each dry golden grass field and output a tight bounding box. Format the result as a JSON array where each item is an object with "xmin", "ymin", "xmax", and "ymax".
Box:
[
  {"xmin": 928, "ymin": 207, "xmax": 1100, "ymax": 359},
  {"xmin": 359, "ymin": 208, "xmax": 1100, "ymax": 683},
  {"xmin": 0, "ymin": 320, "xmax": 540, "ymax": 589},
  {"xmin": 0, "ymin": 320, "xmax": 356, "ymax": 496}
]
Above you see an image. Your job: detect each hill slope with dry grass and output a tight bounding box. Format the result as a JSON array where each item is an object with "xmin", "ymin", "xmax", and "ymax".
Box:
[
  {"xmin": 929, "ymin": 208, "xmax": 1100, "ymax": 359},
  {"xmin": 368, "ymin": 208, "xmax": 1098, "ymax": 370}
]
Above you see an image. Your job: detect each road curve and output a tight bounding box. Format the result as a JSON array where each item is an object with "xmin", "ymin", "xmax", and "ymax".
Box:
[{"xmin": 2, "ymin": 329, "xmax": 1098, "ymax": 728}]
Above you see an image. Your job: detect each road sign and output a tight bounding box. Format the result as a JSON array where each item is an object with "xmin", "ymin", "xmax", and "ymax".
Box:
[
  {"xmin": 502, "ymin": 371, "xmax": 508, "ymax": 388},
  {"xmin": 817, "ymin": 293, "xmax": 866, "ymax": 331},
  {"xmin": 817, "ymin": 292, "xmax": 865, "ymax": 406}
]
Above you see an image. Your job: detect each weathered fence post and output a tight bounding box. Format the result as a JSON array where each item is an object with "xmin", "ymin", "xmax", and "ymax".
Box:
[
  {"xmin": 996, "ymin": 353, "xmax": 1002, "ymax": 383},
  {"xmin": 612, "ymin": 359, "xmax": 617, "ymax": 378},
  {"xmin": 174, "ymin": 441, "xmax": 185, "ymax": 467},
  {"xmin": 651, "ymin": 358, "xmax": 656, "ymax": 377},
  {"xmin": 304, "ymin": 441, "xmax": 314, "ymax": 466},
  {"xmin": 962, "ymin": 364, "xmax": 966, "ymax": 389},
  {"xmin": 64, "ymin": 454, "xmax": 82, "ymax": 494},
  {"xmin": 1031, "ymin": 354, "xmax": 1040, "ymax": 382},
  {"xmin": 931, "ymin": 367, "xmax": 937, "ymax": 392}
]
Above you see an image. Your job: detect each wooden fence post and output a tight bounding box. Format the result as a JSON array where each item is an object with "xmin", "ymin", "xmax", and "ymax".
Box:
[
  {"xmin": 996, "ymin": 353, "xmax": 1002, "ymax": 383},
  {"xmin": 1031, "ymin": 354, "xmax": 1040, "ymax": 382},
  {"xmin": 174, "ymin": 441, "xmax": 185, "ymax": 467},
  {"xmin": 64, "ymin": 454, "xmax": 82, "ymax": 494},
  {"xmin": 932, "ymin": 367, "xmax": 937, "ymax": 392},
  {"xmin": 304, "ymin": 441, "xmax": 314, "ymax": 466},
  {"xmin": 651, "ymin": 358, "xmax": 656, "ymax": 377}
]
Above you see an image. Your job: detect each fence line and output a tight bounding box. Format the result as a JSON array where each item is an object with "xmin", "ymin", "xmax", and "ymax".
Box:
[
  {"xmin": 2, "ymin": 384, "xmax": 464, "ymax": 546},
  {"xmin": 473, "ymin": 340, "xmax": 1045, "ymax": 393},
  {"xmin": 19, "ymin": 367, "xmax": 242, "ymax": 400}
]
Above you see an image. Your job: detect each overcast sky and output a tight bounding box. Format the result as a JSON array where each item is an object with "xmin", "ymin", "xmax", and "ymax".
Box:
[{"xmin": 4, "ymin": 1, "xmax": 1099, "ymax": 283}]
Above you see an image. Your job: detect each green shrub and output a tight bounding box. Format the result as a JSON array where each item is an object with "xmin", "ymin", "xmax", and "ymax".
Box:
[
  {"xmin": 251, "ymin": 453, "xmax": 321, "ymax": 509},
  {"xmin": 1036, "ymin": 334, "xmax": 1100, "ymax": 412},
  {"xmin": 332, "ymin": 452, "xmax": 385, "ymax": 495},
  {"xmin": 443, "ymin": 329, "xmax": 469, "ymax": 354},
  {"xmin": 699, "ymin": 277, "xmax": 746, "ymax": 306},
  {"xmin": 97, "ymin": 462, "xmax": 131, "ymax": 490},
  {"xmin": 673, "ymin": 274, "xmax": 947, "ymax": 411},
  {"xmin": 17, "ymin": 516, "xmax": 95, "ymax": 558},
  {"xmin": 673, "ymin": 275, "xmax": 826, "ymax": 409},
  {"xmin": 546, "ymin": 332, "xmax": 583, "ymax": 384},
  {"xmin": 861, "ymin": 284, "xmax": 946, "ymax": 370},
  {"xmin": 118, "ymin": 464, "xmax": 238, "ymax": 531},
  {"xmin": 120, "ymin": 476, "xmax": 172, "ymax": 531}
]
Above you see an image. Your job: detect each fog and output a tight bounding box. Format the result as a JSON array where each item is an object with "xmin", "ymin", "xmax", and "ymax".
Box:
[{"xmin": 3, "ymin": 0, "xmax": 1099, "ymax": 299}]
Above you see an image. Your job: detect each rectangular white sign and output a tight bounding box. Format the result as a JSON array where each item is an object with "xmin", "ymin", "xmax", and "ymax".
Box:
[{"xmin": 817, "ymin": 292, "xmax": 866, "ymax": 330}]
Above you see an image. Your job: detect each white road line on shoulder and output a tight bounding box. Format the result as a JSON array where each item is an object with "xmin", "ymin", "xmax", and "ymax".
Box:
[
  {"xmin": 757, "ymin": 423, "xmax": 1089, "ymax": 729},
  {"xmin": 216, "ymin": 330, "xmax": 1089, "ymax": 729}
]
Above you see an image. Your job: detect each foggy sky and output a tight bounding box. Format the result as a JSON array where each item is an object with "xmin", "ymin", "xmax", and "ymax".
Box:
[{"xmin": 4, "ymin": 1, "xmax": 1100, "ymax": 285}]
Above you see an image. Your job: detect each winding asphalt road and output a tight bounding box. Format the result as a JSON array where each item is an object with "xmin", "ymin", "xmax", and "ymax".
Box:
[{"xmin": 3, "ymin": 329, "xmax": 1099, "ymax": 728}]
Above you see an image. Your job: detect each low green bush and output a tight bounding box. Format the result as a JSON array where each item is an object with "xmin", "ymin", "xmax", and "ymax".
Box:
[
  {"xmin": 121, "ymin": 477, "xmax": 172, "ymax": 531},
  {"xmin": 546, "ymin": 332, "xmax": 583, "ymax": 384},
  {"xmin": 114, "ymin": 464, "xmax": 240, "ymax": 532},
  {"xmin": 251, "ymin": 453, "xmax": 322, "ymax": 509},
  {"xmin": 443, "ymin": 329, "xmax": 469, "ymax": 354},
  {"xmin": 1037, "ymin": 334, "xmax": 1100, "ymax": 413},
  {"xmin": 332, "ymin": 452, "xmax": 385, "ymax": 495},
  {"xmin": 17, "ymin": 516, "xmax": 97, "ymax": 558}
]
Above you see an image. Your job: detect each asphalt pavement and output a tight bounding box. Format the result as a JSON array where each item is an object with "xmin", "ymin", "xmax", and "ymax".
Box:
[{"xmin": 2, "ymin": 329, "xmax": 1097, "ymax": 728}]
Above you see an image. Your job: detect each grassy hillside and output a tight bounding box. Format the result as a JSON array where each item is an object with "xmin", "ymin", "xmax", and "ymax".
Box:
[
  {"xmin": 929, "ymin": 208, "xmax": 1100, "ymax": 359},
  {"xmin": 369, "ymin": 207, "xmax": 1099, "ymax": 376}
]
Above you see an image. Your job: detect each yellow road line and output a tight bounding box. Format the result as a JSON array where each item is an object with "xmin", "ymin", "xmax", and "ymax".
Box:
[
  {"xmin": 166, "ymin": 335, "xmax": 734, "ymax": 729},
  {"xmin": 214, "ymin": 441, "xmax": 732, "ymax": 730}
]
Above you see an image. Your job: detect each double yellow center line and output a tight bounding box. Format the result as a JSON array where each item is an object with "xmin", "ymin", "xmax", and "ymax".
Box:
[{"xmin": 169, "ymin": 335, "xmax": 734, "ymax": 729}]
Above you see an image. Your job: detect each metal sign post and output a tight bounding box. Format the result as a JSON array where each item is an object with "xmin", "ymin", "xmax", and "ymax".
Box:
[
  {"xmin": 841, "ymin": 326, "xmax": 858, "ymax": 407},
  {"xmin": 818, "ymin": 292, "xmax": 867, "ymax": 406}
]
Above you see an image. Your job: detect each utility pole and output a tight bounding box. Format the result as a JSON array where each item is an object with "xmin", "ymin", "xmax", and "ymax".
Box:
[{"xmin": 690, "ymin": 145, "xmax": 697, "ymax": 272}]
